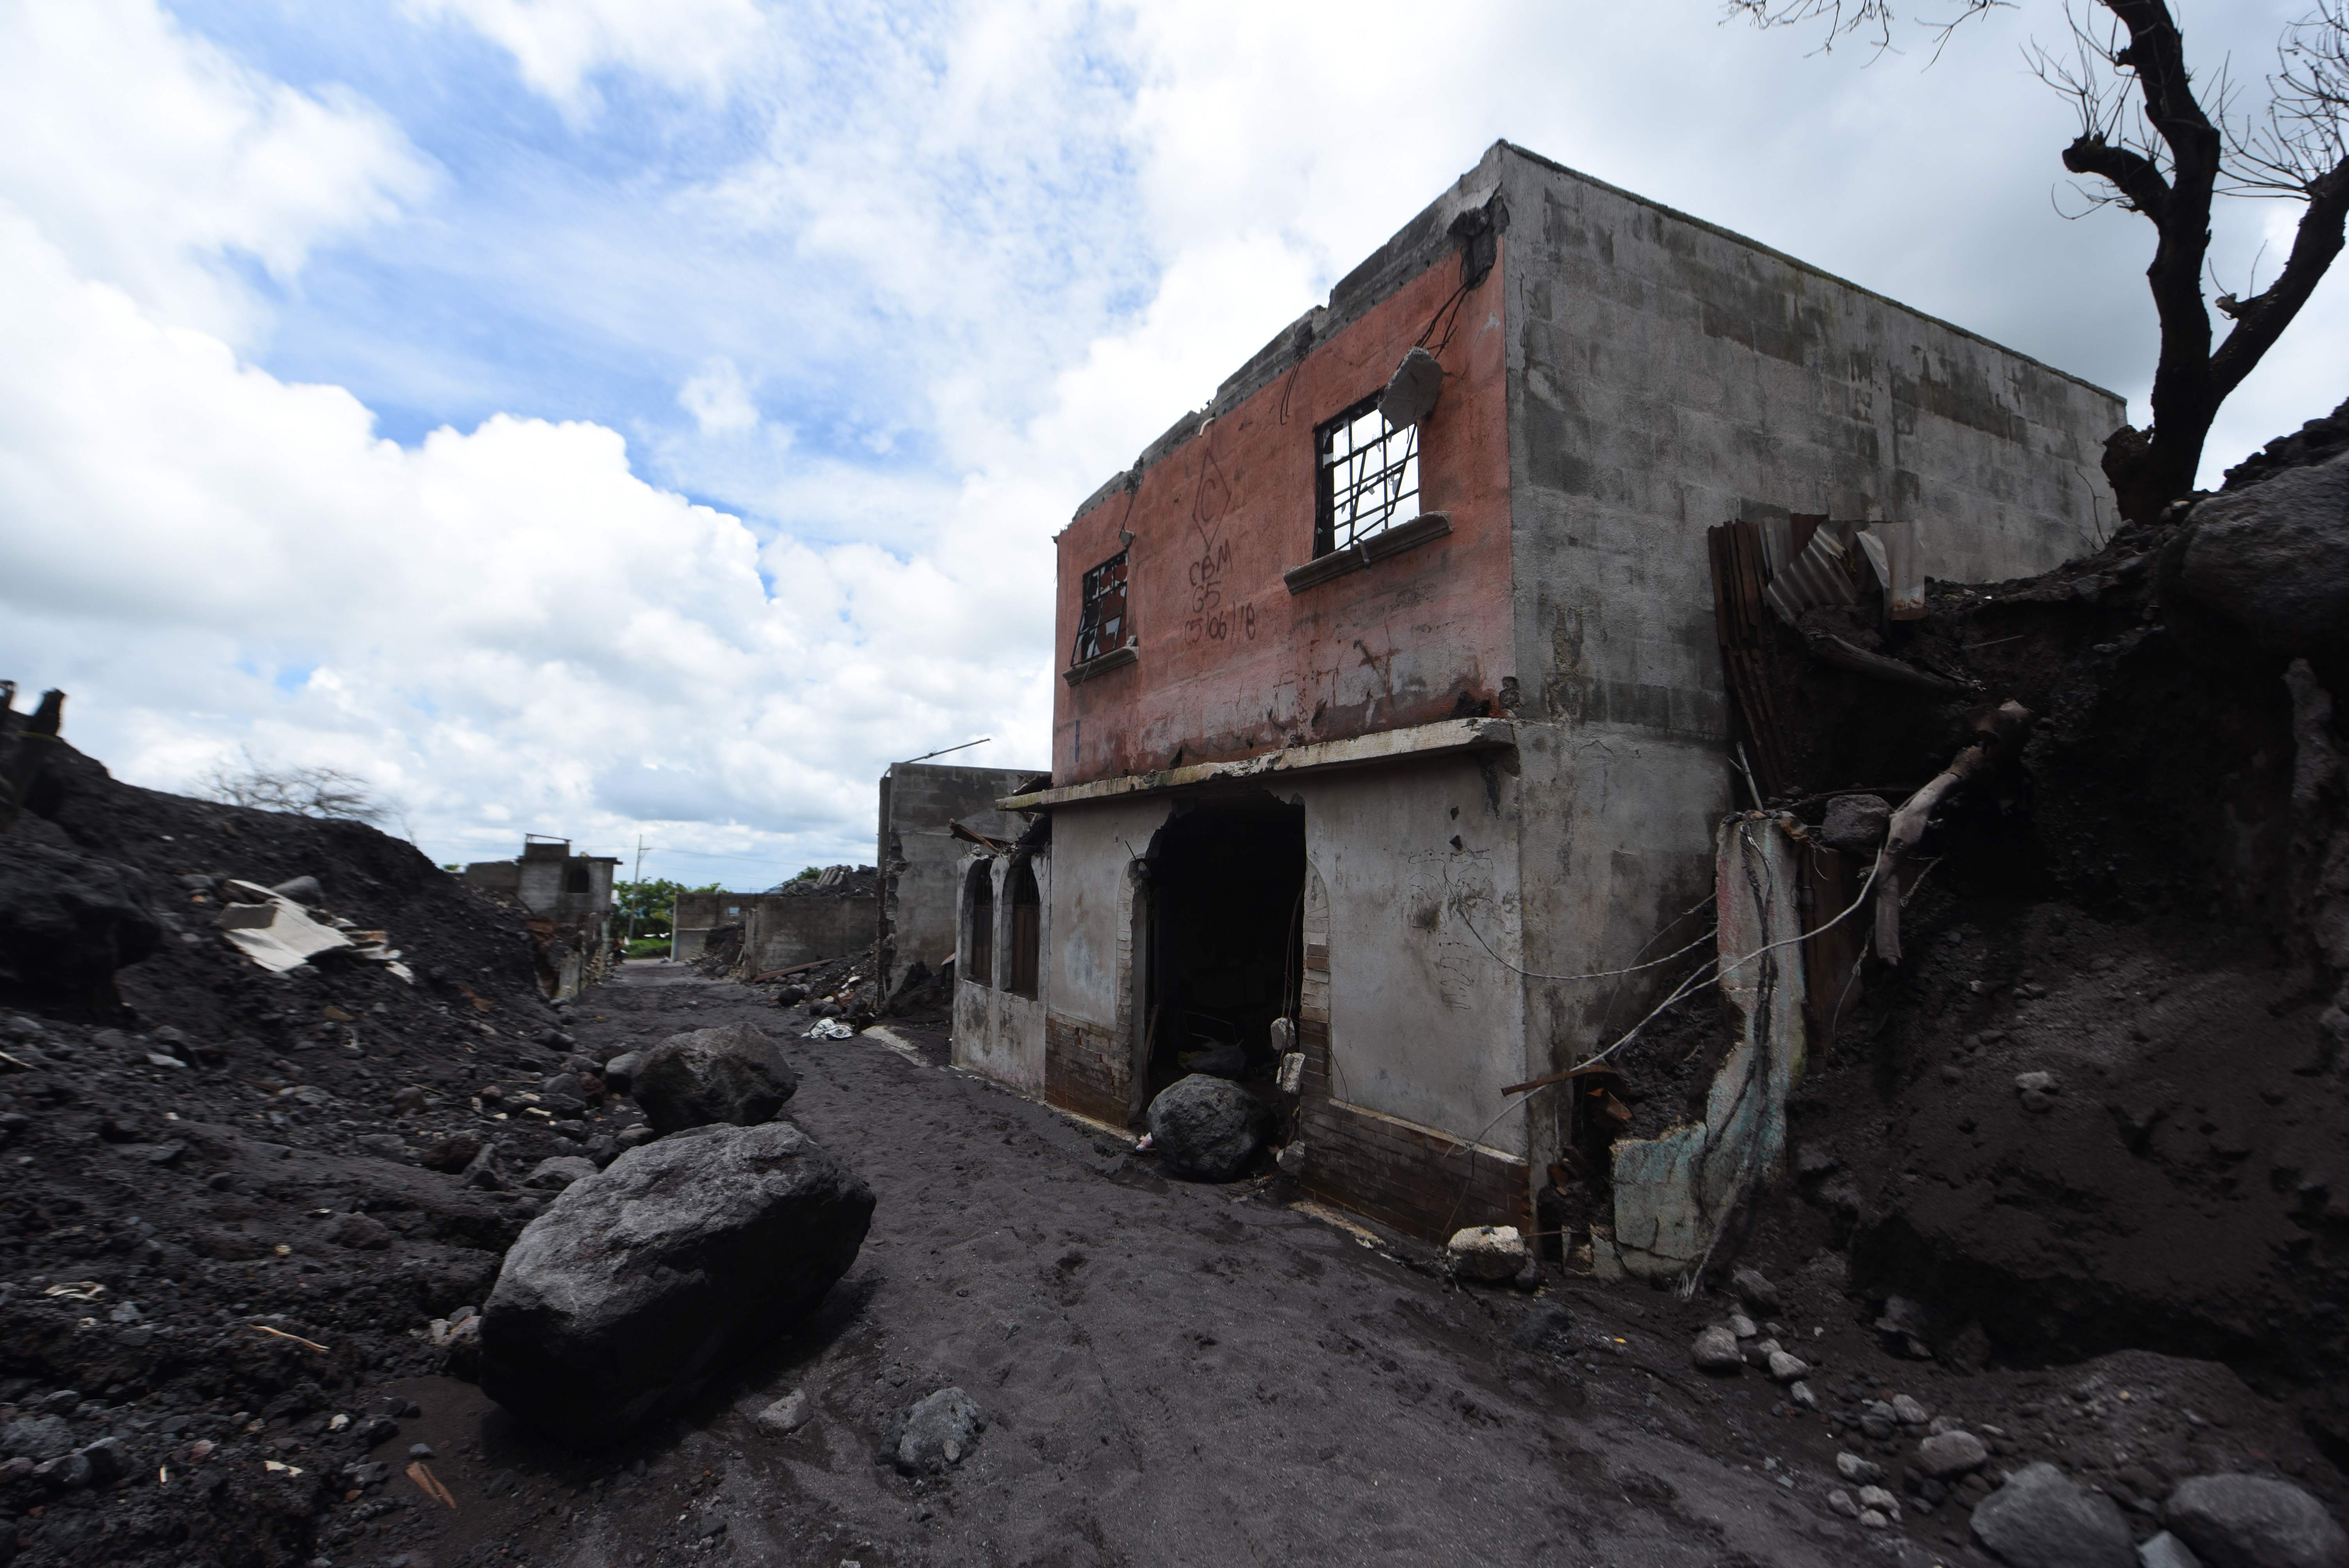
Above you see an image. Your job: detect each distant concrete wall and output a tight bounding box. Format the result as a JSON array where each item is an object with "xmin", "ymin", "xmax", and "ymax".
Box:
[
  {"xmin": 878, "ymin": 761, "xmax": 1035, "ymax": 992},
  {"xmin": 741, "ymin": 891, "xmax": 875, "ymax": 974}
]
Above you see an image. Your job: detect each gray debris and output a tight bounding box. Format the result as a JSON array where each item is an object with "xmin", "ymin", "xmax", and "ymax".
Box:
[
  {"xmin": 1891, "ymin": 1393, "xmax": 1930, "ymax": 1425},
  {"xmin": 0, "ymin": 1415, "xmax": 72, "ymax": 1461},
  {"xmin": 2179, "ymin": 449, "xmax": 2349, "ymax": 650},
  {"xmin": 1819, "ymin": 794, "xmax": 1891, "ymax": 854},
  {"xmin": 1446, "ymin": 1225, "xmax": 1529, "ymax": 1283},
  {"xmin": 630, "ymin": 1023, "xmax": 800, "ymax": 1136},
  {"xmin": 754, "ymin": 1389, "xmax": 813, "ymax": 1437},
  {"xmin": 1836, "ymin": 1452, "xmax": 1884, "ymax": 1486},
  {"xmin": 2164, "ymin": 1473, "xmax": 2349, "ymax": 1568},
  {"xmin": 523, "ymin": 1155, "xmax": 598, "ymax": 1191},
  {"xmin": 1766, "ymin": 1350, "xmax": 1809, "ymax": 1384},
  {"xmin": 890, "ymin": 1387, "xmax": 985, "ymax": 1476},
  {"xmin": 1143, "ymin": 1074, "xmax": 1273, "ymax": 1182},
  {"xmin": 1729, "ymin": 1265, "xmax": 1780, "ymax": 1313},
  {"xmin": 601, "ymin": 1050, "xmax": 642, "ymax": 1095},
  {"xmin": 1969, "ymin": 1461, "xmax": 2135, "ymax": 1568},
  {"xmin": 2139, "ymin": 1534, "xmax": 2205, "ymax": 1568},
  {"xmin": 1691, "ymin": 1326, "xmax": 1743, "ymax": 1372},
  {"xmin": 1916, "ymin": 1430, "xmax": 1989, "ymax": 1478},
  {"xmin": 478, "ymin": 1120, "xmax": 872, "ymax": 1448}
]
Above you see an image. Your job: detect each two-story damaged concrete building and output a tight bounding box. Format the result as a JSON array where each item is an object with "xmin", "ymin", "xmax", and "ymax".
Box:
[
  {"xmin": 461, "ymin": 837, "xmax": 621, "ymax": 999},
  {"xmin": 955, "ymin": 141, "xmax": 2122, "ymax": 1240}
]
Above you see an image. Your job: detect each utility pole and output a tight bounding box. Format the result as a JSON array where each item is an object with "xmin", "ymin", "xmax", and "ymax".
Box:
[{"xmin": 624, "ymin": 835, "xmax": 646, "ymax": 956}]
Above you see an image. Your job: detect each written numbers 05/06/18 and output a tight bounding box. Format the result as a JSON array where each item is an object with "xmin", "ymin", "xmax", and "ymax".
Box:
[{"xmin": 1190, "ymin": 602, "xmax": 1257, "ymax": 644}]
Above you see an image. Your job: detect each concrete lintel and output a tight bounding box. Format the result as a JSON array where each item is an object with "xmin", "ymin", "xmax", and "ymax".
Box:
[{"xmin": 996, "ymin": 718, "xmax": 1517, "ymax": 811}]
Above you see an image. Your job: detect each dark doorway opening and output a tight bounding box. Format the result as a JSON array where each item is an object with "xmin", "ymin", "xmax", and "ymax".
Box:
[{"xmin": 1142, "ymin": 796, "xmax": 1306, "ymax": 1103}]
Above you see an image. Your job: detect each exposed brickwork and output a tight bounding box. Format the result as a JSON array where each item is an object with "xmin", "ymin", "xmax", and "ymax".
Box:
[
  {"xmin": 1294, "ymin": 1008, "xmax": 1527, "ymax": 1242},
  {"xmin": 1045, "ymin": 1013, "xmax": 1130, "ymax": 1128}
]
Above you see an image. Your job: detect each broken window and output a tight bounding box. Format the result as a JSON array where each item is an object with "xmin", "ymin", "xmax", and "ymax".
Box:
[
  {"xmin": 1071, "ymin": 551, "xmax": 1129, "ymax": 666},
  {"xmin": 1008, "ymin": 859, "xmax": 1041, "ymax": 998},
  {"xmin": 1315, "ymin": 393, "xmax": 1420, "ymax": 556},
  {"xmin": 965, "ymin": 863, "xmax": 994, "ymax": 988}
]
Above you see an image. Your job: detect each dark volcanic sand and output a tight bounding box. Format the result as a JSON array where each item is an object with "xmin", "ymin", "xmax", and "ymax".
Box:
[{"xmin": 340, "ymin": 965, "xmax": 2329, "ymax": 1568}]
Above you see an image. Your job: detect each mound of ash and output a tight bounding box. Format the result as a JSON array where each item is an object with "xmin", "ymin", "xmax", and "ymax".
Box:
[
  {"xmin": 1676, "ymin": 429, "xmax": 2349, "ymax": 1461},
  {"xmin": 0, "ymin": 699, "xmax": 651, "ymax": 1566}
]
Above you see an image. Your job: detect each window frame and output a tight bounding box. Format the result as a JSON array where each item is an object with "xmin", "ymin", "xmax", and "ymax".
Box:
[
  {"xmin": 1314, "ymin": 393, "xmax": 1422, "ymax": 558},
  {"xmin": 1070, "ymin": 550, "xmax": 1131, "ymax": 668},
  {"xmin": 964, "ymin": 862, "xmax": 995, "ymax": 989},
  {"xmin": 1007, "ymin": 858, "xmax": 1041, "ymax": 998}
]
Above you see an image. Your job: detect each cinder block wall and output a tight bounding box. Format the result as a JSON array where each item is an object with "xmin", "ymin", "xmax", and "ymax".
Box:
[
  {"xmin": 878, "ymin": 762, "xmax": 1033, "ymax": 991},
  {"xmin": 741, "ymin": 891, "xmax": 876, "ymax": 974}
]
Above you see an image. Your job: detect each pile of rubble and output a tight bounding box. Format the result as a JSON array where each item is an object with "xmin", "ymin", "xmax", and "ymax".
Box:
[{"xmin": 0, "ymin": 699, "xmax": 658, "ymax": 1564}]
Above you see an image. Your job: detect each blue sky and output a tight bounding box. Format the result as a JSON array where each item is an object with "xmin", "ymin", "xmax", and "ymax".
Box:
[{"xmin": 0, "ymin": 0, "xmax": 2340, "ymax": 889}]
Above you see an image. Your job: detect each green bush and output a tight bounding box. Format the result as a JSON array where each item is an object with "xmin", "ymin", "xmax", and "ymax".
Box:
[{"xmin": 624, "ymin": 937, "xmax": 670, "ymax": 959}]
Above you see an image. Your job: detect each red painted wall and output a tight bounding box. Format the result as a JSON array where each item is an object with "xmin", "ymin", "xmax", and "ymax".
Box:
[{"xmin": 1053, "ymin": 252, "xmax": 1514, "ymax": 785}]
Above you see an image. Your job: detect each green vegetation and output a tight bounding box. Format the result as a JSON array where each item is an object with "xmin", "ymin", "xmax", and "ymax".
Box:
[
  {"xmin": 624, "ymin": 935, "xmax": 670, "ymax": 959},
  {"xmin": 611, "ymin": 878, "xmax": 720, "ymax": 939}
]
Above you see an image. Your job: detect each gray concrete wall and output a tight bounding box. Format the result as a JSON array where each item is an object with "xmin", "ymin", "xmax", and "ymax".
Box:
[
  {"xmin": 740, "ymin": 891, "xmax": 875, "ymax": 974},
  {"xmin": 879, "ymin": 762, "xmax": 1035, "ymax": 992},
  {"xmin": 1300, "ymin": 756, "xmax": 1530, "ymax": 1153},
  {"xmin": 952, "ymin": 847, "xmax": 1055, "ymax": 1096},
  {"xmin": 1492, "ymin": 143, "xmax": 2127, "ymax": 1172}
]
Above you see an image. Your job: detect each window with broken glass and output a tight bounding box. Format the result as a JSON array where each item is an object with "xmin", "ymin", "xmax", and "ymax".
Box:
[
  {"xmin": 1315, "ymin": 394, "xmax": 1420, "ymax": 557},
  {"xmin": 1070, "ymin": 551, "xmax": 1130, "ymax": 667}
]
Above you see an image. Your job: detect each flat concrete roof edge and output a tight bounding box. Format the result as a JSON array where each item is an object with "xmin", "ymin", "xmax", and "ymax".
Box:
[
  {"xmin": 997, "ymin": 717, "xmax": 1517, "ymax": 811},
  {"xmin": 1491, "ymin": 141, "xmax": 2124, "ymax": 406}
]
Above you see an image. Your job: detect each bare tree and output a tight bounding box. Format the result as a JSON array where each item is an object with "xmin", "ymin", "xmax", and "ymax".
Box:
[
  {"xmin": 202, "ymin": 745, "xmax": 390, "ymax": 824},
  {"xmin": 1727, "ymin": 0, "xmax": 2349, "ymax": 524}
]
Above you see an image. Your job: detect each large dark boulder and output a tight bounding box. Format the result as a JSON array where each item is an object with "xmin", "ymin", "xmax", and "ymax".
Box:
[
  {"xmin": 2179, "ymin": 449, "xmax": 2349, "ymax": 650},
  {"xmin": 478, "ymin": 1119, "xmax": 872, "ymax": 1447},
  {"xmin": 0, "ymin": 839, "xmax": 160, "ymax": 998},
  {"xmin": 2165, "ymin": 1474, "xmax": 2349, "ymax": 1568},
  {"xmin": 631, "ymin": 1023, "xmax": 799, "ymax": 1135},
  {"xmin": 1145, "ymin": 1073, "xmax": 1274, "ymax": 1182},
  {"xmin": 1969, "ymin": 1461, "xmax": 2134, "ymax": 1568}
]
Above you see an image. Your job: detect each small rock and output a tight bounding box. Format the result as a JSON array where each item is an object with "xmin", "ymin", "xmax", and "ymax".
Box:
[
  {"xmin": 2164, "ymin": 1472, "xmax": 2348, "ymax": 1568},
  {"xmin": 616, "ymin": 1124, "xmax": 656, "ymax": 1150},
  {"xmin": 1859, "ymin": 1508, "xmax": 1890, "ymax": 1529},
  {"xmin": 1275, "ymin": 1141, "xmax": 1306, "ymax": 1176},
  {"xmin": 754, "ymin": 1390, "xmax": 813, "ymax": 1437},
  {"xmin": 1691, "ymin": 1326, "xmax": 1744, "ymax": 1373},
  {"xmin": 1727, "ymin": 1313, "xmax": 1757, "ymax": 1339},
  {"xmin": 695, "ymin": 1513, "xmax": 727, "ymax": 1540},
  {"xmin": 1837, "ymin": 1452, "xmax": 1884, "ymax": 1486},
  {"xmin": 2138, "ymin": 1533, "xmax": 2206, "ymax": 1568},
  {"xmin": 1788, "ymin": 1381, "xmax": 1819, "ymax": 1411},
  {"xmin": 392, "ymin": 1086, "xmax": 428, "ymax": 1114},
  {"xmin": 1, "ymin": 1415, "xmax": 73, "ymax": 1461},
  {"xmin": 1446, "ymin": 1225, "xmax": 1530, "ymax": 1283},
  {"xmin": 419, "ymin": 1133, "xmax": 482, "ymax": 1174},
  {"xmin": 1730, "ymin": 1266, "xmax": 1781, "ymax": 1314},
  {"xmin": 1859, "ymin": 1484, "xmax": 1901, "ymax": 1520},
  {"xmin": 1969, "ymin": 1461, "xmax": 2135, "ymax": 1568},
  {"xmin": 890, "ymin": 1388, "xmax": 984, "ymax": 1476},
  {"xmin": 1819, "ymin": 794, "xmax": 1892, "ymax": 855},
  {"xmin": 355, "ymin": 1133, "xmax": 410, "ymax": 1162},
  {"xmin": 1891, "ymin": 1393, "xmax": 1930, "ymax": 1425},
  {"xmin": 409, "ymin": 1443, "xmax": 435, "ymax": 1459},
  {"xmin": 1767, "ymin": 1351, "xmax": 1809, "ymax": 1384},
  {"xmin": 1917, "ymin": 1430, "xmax": 1988, "ymax": 1478},
  {"xmin": 1828, "ymin": 1487, "xmax": 1861, "ymax": 1518},
  {"xmin": 524, "ymin": 1156, "xmax": 598, "ymax": 1191},
  {"xmin": 78, "ymin": 1436, "xmax": 130, "ymax": 1485},
  {"xmin": 32, "ymin": 1450, "xmax": 92, "ymax": 1490},
  {"xmin": 327, "ymin": 1214, "xmax": 394, "ymax": 1251}
]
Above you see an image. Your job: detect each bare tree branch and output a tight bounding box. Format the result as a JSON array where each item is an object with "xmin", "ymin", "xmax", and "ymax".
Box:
[
  {"xmin": 201, "ymin": 745, "xmax": 391, "ymax": 824},
  {"xmin": 1729, "ymin": 0, "xmax": 2349, "ymax": 524}
]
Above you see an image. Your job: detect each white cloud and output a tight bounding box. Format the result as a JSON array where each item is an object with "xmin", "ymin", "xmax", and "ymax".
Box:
[
  {"xmin": 677, "ymin": 357, "xmax": 761, "ymax": 436},
  {"xmin": 0, "ymin": 0, "xmax": 433, "ymax": 345},
  {"xmin": 1, "ymin": 0, "xmax": 2343, "ymax": 890},
  {"xmin": 401, "ymin": 0, "xmax": 769, "ymax": 110}
]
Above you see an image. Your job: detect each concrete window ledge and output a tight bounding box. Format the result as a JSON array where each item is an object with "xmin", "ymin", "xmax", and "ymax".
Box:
[
  {"xmin": 1281, "ymin": 512, "xmax": 1452, "ymax": 596},
  {"xmin": 1061, "ymin": 640, "xmax": 1139, "ymax": 686},
  {"xmin": 996, "ymin": 715, "xmax": 1515, "ymax": 811}
]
